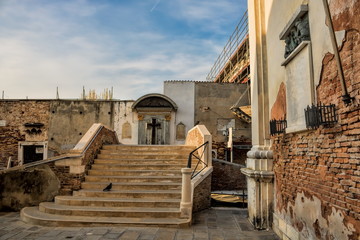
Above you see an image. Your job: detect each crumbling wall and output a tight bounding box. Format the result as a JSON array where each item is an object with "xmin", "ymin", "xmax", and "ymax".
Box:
[
  {"xmin": 0, "ymin": 165, "xmax": 60, "ymax": 211},
  {"xmin": 271, "ymin": 2, "xmax": 360, "ymax": 238},
  {"xmin": 48, "ymin": 100, "xmax": 115, "ymax": 154},
  {"xmin": 0, "ymin": 100, "xmax": 50, "ymax": 167},
  {"xmin": 0, "ymin": 125, "xmax": 119, "ymax": 210}
]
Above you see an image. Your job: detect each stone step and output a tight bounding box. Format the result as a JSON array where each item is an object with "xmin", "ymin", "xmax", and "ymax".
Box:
[
  {"xmin": 87, "ymin": 169, "xmax": 181, "ymax": 177},
  {"xmin": 91, "ymin": 164, "xmax": 187, "ymax": 171},
  {"xmin": 102, "ymin": 145, "xmax": 195, "ymax": 152},
  {"xmin": 81, "ymin": 182, "xmax": 182, "ymax": 191},
  {"xmin": 73, "ymin": 189, "xmax": 181, "ymax": 199},
  {"xmin": 94, "ymin": 159, "xmax": 190, "ymax": 165},
  {"xmin": 55, "ymin": 196, "xmax": 180, "ymax": 208},
  {"xmin": 39, "ymin": 202, "xmax": 181, "ymax": 218},
  {"xmin": 85, "ymin": 175, "xmax": 182, "ymax": 183},
  {"xmin": 21, "ymin": 207, "xmax": 190, "ymax": 227},
  {"xmin": 100, "ymin": 149, "xmax": 192, "ymax": 155},
  {"xmin": 97, "ymin": 153, "xmax": 187, "ymax": 160}
]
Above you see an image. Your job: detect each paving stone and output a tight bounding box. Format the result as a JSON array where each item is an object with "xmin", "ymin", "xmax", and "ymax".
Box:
[
  {"xmin": 88, "ymin": 228, "xmax": 110, "ymax": 235},
  {"xmin": 109, "ymin": 228, "xmax": 126, "ymax": 235},
  {"xmin": 38, "ymin": 230, "xmax": 63, "ymax": 237},
  {"xmin": 209, "ymin": 236, "xmax": 225, "ymax": 240},
  {"xmin": 0, "ymin": 231, "xmax": 21, "ymax": 240},
  {"xmin": 119, "ymin": 230, "xmax": 140, "ymax": 240},
  {"xmin": 77, "ymin": 235, "xmax": 103, "ymax": 240},
  {"xmin": 6, "ymin": 231, "xmax": 33, "ymax": 240},
  {"xmin": 175, "ymin": 234, "xmax": 193, "ymax": 240},
  {"xmin": 138, "ymin": 234, "xmax": 155, "ymax": 240},
  {"xmin": 137, "ymin": 227, "xmax": 159, "ymax": 235},
  {"xmin": 102, "ymin": 233, "xmax": 123, "ymax": 239},
  {"xmin": 0, "ymin": 208, "xmax": 280, "ymax": 240},
  {"xmin": 154, "ymin": 230, "xmax": 176, "ymax": 240},
  {"xmin": 194, "ymin": 231, "xmax": 208, "ymax": 238}
]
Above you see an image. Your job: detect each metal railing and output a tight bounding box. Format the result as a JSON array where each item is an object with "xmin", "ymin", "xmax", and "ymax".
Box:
[
  {"xmin": 187, "ymin": 141, "xmax": 209, "ymax": 179},
  {"xmin": 207, "ymin": 10, "xmax": 249, "ymax": 83}
]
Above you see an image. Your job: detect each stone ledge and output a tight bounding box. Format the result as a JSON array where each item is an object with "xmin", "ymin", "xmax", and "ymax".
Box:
[
  {"xmin": 281, "ymin": 41, "xmax": 310, "ymax": 66},
  {"xmin": 240, "ymin": 168, "xmax": 274, "ymax": 180}
]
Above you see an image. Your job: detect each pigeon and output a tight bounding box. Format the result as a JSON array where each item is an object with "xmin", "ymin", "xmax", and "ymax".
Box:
[{"xmin": 103, "ymin": 183, "xmax": 112, "ymax": 192}]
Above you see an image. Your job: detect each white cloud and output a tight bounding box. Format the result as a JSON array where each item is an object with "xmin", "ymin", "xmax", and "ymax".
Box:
[{"xmin": 0, "ymin": 0, "xmax": 247, "ymax": 100}]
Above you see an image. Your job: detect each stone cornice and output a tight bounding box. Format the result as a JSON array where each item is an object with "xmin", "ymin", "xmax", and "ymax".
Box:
[
  {"xmin": 247, "ymin": 149, "xmax": 273, "ymax": 159},
  {"xmin": 240, "ymin": 168, "xmax": 274, "ymax": 181}
]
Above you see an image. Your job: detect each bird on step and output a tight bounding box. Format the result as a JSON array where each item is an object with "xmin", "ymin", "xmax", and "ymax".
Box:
[{"xmin": 103, "ymin": 183, "xmax": 112, "ymax": 191}]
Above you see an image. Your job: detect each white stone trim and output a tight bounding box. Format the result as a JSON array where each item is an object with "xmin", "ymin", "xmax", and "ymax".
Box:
[
  {"xmin": 279, "ymin": 4, "xmax": 309, "ymax": 40},
  {"xmin": 281, "ymin": 41, "xmax": 310, "ymax": 66},
  {"xmin": 18, "ymin": 141, "xmax": 48, "ymax": 165}
]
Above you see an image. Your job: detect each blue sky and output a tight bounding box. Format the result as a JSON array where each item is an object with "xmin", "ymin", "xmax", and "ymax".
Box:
[{"xmin": 0, "ymin": 0, "xmax": 247, "ymax": 100}]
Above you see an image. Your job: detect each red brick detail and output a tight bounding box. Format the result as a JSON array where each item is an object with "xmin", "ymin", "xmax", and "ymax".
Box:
[{"xmin": 271, "ymin": 82, "xmax": 287, "ymax": 120}]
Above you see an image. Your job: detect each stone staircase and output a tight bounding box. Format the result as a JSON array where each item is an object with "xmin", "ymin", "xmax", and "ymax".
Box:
[{"xmin": 21, "ymin": 145, "xmax": 197, "ymax": 227}]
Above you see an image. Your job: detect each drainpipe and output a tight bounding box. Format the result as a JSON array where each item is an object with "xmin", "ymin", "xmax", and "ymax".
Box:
[{"xmin": 322, "ymin": 0, "xmax": 353, "ymax": 105}]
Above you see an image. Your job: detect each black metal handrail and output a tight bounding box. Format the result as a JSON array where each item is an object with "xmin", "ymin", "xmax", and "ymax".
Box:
[{"xmin": 187, "ymin": 141, "xmax": 209, "ymax": 179}]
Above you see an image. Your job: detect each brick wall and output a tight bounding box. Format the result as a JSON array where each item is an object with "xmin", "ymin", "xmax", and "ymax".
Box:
[
  {"xmin": 212, "ymin": 159, "xmax": 246, "ymax": 191},
  {"xmin": 272, "ymin": 14, "xmax": 360, "ymax": 240},
  {"xmin": 192, "ymin": 172, "xmax": 212, "ymax": 213}
]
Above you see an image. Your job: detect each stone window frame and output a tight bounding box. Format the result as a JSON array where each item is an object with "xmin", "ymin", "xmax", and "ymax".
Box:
[
  {"xmin": 279, "ymin": 4, "xmax": 310, "ymax": 64},
  {"xmin": 18, "ymin": 141, "xmax": 48, "ymax": 165},
  {"xmin": 279, "ymin": 4, "xmax": 315, "ymax": 133}
]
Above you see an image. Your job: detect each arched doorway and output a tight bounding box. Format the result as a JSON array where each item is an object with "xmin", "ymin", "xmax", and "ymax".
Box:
[{"xmin": 132, "ymin": 94, "xmax": 177, "ymax": 145}]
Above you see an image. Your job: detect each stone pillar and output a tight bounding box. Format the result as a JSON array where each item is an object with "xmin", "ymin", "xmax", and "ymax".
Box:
[
  {"xmin": 244, "ymin": 0, "xmax": 274, "ymax": 230},
  {"xmin": 241, "ymin": 147, "xmax": 274, "ymax": 230},
  {"xmin": 180, "ymin": 168, "xmax": 192, "ymax": 218}
]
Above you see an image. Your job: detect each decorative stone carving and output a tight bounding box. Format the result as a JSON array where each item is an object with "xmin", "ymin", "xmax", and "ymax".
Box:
[
  {"xmin": 165, "ymin": 115, "xmax": 171, "ymax": 121},
  {"xmin": 138, "ymin": 114, "xmax": 144, "ymax": 120},
  {"xmin": 284, "ymin": 13, "xmax": 310, "ymax": 58},
  {"xmin": 136, "ymin": 97, "xmax": 173, "ymax": 108}
]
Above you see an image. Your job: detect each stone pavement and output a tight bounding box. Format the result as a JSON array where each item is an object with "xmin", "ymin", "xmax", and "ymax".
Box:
[{"xmin": 0, "ymin": 208, "xmax": 280, "ymax": 240}]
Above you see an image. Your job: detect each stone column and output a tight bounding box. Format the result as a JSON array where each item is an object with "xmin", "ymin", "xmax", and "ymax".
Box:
[
  {"xmin": 244, "ymin": 0, "xmax": 274, "ymax": 230},
  {"xmin": 180, "ymin": 168, "xmax": 192, "ymax": 218},
  {"xmin": 241, "ymin": 148, "xmax": 274, "ymax": 229}
]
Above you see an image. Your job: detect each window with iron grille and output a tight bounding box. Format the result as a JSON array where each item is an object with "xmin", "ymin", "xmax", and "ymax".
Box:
[
  {"xmin": 270, "ymin": 119, "xmax": 287, "ymax": 135},
  {"xmin": 304, "ymin": 103, "xmax": 337, "ymax": 129}
]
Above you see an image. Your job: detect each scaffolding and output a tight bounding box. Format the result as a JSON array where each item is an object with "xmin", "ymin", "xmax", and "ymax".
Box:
[{"xmin": 206, "ymin": 11, "xmax": 249, "ymax": 83}]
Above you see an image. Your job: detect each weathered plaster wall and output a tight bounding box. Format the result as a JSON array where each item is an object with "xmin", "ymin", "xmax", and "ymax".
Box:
[
  {"xmin": 164, "ymin": 81, "xmax": 195, "ymax": 145},
  {"xmin": 0, "ymin": 100, "xmax": 50, "ymax": 167},
  {"xmin": 264, "ymin": 0, "xmax": 346, "ymax": 120},
  {"xmin": 48, "ymin": 100, "xmax": 115, "ymax": 154},
  {"xmin": 0, "ymin": 165, "xmax": 60, "ymax": 211},
  {"xmin": 194, "ymin": 82, "xmax": 251, "ymax": 143},
  {"xmin": 113, "ymin": 101, "xmax": 137, "ymax": 145},
  {"xmin": 0, "ymin": 100, "xmax": 130, "ymax": 169}
]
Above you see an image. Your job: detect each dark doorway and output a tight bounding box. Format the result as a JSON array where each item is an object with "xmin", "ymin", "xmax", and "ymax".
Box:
[
  {"xmin": 23, "ymin": 145, "xmax": 44, "ymax": 164},
  {"xmin": 147, "ymin": 118, "xmax": 161, "ymax": 145}
]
